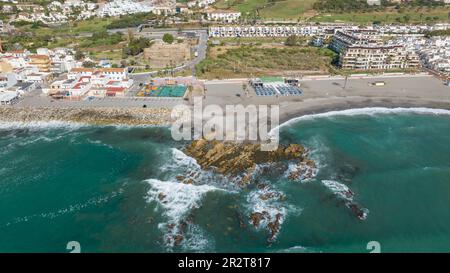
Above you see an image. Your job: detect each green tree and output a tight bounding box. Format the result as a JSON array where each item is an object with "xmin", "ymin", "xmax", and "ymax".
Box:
[
  {"xmin": 285, "ymin": 35, "xmax": 298, "ymax": 46},
  {"xmin": 162, "ymin": 33, "xmax": 174, "ymax": 44},
  {"xmin": 82, "ymin": 61, "xmax": 96, "ymax": 68},
  {"xmin": 74, "ymin": 51, "xmax": 85, "ymax": 60}
]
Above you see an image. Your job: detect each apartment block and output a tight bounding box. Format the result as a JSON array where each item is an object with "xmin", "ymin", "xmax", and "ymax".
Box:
[{"xmin": 330, "ymin": 31, "xmax": 419, "ymax": 70}]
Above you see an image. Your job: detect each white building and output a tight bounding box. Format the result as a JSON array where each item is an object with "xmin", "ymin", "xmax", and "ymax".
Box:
[
  {"xmin": 330, "ymin": 30, "xmax": 420, "ymax": 70},
  {"xmin": 97, "ymin": 0, "xmax": 154, "ymax": 17},
  {"xmin": 367, "ymin": 0, "xmax": 381, "ymax": 5},
  {"xmin": 187, "ymin": 0, "xmax": 216, "ymax": 8},
  {"xmin": 209, "ymin": 24, "xmax": 359, "ymax": 38},
  {"xmin": 0, "ymin": 90, "xmax": 19, "ymax": 105},
  {"xmin": 206, "ymin": 10, "xmax": 241, "ymax": 23}
]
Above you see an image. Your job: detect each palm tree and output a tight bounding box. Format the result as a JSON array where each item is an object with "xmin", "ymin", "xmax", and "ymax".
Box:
[
  {"xmin": 342, "ymin": 70, "xmax": 350, "ymax": 90},
  {"xmin": 188, "ymin": 85, "xmax": 194, "ymax": 101},
  {"xmin": 242, "ymin": 82, "xmax": 248, "ymax": 97}
]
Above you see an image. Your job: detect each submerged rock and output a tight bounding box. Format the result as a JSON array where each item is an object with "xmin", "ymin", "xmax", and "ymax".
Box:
[{"xmin": 183, "ymin": 139, "xmax": 317, "ymax": 243}]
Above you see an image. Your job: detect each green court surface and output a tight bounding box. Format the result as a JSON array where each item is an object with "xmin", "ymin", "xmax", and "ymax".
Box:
[
  {"xmin": 260, "ymin": 76, "xmax": 284, "ymax": 83},
  {"xmin": 139, "ymin": 85, "xmax": 187, "ymax": 97},
  {"xmin": 157, "ymin": 85, "xmax": 187, "ymax": 97}
]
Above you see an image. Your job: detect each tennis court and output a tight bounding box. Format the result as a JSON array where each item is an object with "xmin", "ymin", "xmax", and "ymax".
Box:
[{"xmin": 138, "ymin": 85, "xmax": 187, "ymax": 97}]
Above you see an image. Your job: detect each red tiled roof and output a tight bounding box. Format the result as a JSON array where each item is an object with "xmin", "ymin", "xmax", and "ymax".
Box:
[
  {"xmin": 29, "ymin": 54, "xmax": 50, "ymax": 60},
  {"xmin": 70, "ymin": 67, "xmax": 95, "ymax": 73},
  {"xmin": 106, "ymin": 87, "xmax": 125, "ymax": 92}
]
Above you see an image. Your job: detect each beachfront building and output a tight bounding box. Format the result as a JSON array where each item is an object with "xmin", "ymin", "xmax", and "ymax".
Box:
[
  {"xmin": 0, "ymin": 73, "xmax": 17, "ymax": 89},
  {"xmin": 28, "ymin": 55, "xmax": 51, "ymax": 72},
  {"xmin": 415, "ymin": 37, "xmax": 450, "ymax": 75},
  {"xmin": 206, "ymin": 9, "xmax": 241, "ymax": 23},
  {"xmin": 7, "ymin": 81, "xmax": 36, "ymax": 95},
  {"xmin": 68, "ymin": 67, "xmax": 128, "ymax": 80},
  {"xmin": 48, "ymin": 67, "xmax": 133, "ymax": 99},
  {"xmin": 330, "ymin": 31, "xmax": 420, "ymax": 70},
  {"xmin": 0, "ymin": 90, "xmax": 19, "ymax": 105},
  {"xmin": 0, "ymin": 49, "xmax": 56, "ymax": 88}
]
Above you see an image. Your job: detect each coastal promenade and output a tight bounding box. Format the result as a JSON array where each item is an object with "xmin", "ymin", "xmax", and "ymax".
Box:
[
  {"xmin": 203, "ymin": 74, "xmax": 450, "ymax": 123},
  {"xmin": 1, "ymin": 74, "xmax": 449, "ymax": 126}
]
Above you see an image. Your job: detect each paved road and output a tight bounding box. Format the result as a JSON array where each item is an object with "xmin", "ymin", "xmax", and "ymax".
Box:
[{"xmin": 16, "ymin": 92, "xmax": 186, "ymax": 108}]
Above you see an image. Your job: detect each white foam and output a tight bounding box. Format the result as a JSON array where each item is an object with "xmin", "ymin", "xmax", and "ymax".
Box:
[
  {"xmin": 278, "ymin": 245, "xmax": 311, "ymax": 253},
  {"xmin": 171, "ymin": 148, "xmax": 201, "ymax": 169},
  {"xmin": 3, "ymin": 189, "xmax": 123, "ymax": 227},
  {"xmin": 181, "ymin": 224, "xmax": 215, "ymax": 252},
  {"xmin": 284, "ymin": 161, "xmax": 318, "ymax": 182},
  {"xmin": 109, "ymin": 124, "xmax": 169, "ymax": 130},
  {"xmin": 275, "ymin": 107, "xmax": 450, "ymax": 132},
  {"xmin": 246, "ymin": 186, "xmax": 300, "ymax": 241},
  {"xmin": 0, "ymin": 120, "xmax": 170, "ymax": 131},
  {"xmin": 146, "ymin": 179, "xmax": 225, "ymax": 224},
  {"xmin": 322, "ymin": 180, "xmax": 354, "ymax": 202},
  {"xmin": 0, "ymin": 120, "xmax": 87, "ymax": 131},
  {"xmin": 86, "ymin": 139, "xmax": 114, "ymax": 149},
  {"xmin": 159, "ymin": 149, "xmax": 237, "ymax": 190},
  {"xmin": 146, "ymin": 179, "xmax": 227, "ymax": 249}
]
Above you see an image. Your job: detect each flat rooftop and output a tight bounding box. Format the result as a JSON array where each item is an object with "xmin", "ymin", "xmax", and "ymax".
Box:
[{"xmin": 0, "ymin": 91, "xmax": 18, "ymax": 102}]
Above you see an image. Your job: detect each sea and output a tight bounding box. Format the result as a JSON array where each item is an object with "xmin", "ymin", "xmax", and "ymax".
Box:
[{"xmin": 0, "ymin": 107, "xmax": 449, "ymax": 253}]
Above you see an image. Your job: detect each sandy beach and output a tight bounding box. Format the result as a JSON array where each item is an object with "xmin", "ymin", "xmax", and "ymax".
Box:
[
  {"xmin": 1, "ymin": 74, "xmax": 449, "ymax": 126},
  {"xmin": 203, "ymin": 74, "xmax": 450, "ymax": 124}
]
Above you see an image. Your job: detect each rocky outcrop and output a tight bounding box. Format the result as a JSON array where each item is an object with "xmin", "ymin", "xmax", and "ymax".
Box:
[
  {"xmin": 184, "ymin": 139, "xmax": 317, "ymax": 243},
  {"xmin": 184, "ymin": 139, "xmax": 316, "ymax": 184}
]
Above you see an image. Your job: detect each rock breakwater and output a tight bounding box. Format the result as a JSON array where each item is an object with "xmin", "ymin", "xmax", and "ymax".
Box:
[{"xmin": 0, "ymin": 107, "xmax": 172, "ymax": 126}]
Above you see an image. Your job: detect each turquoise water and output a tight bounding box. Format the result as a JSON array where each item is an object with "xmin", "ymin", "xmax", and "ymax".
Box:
[{"xmin": 0, "ymin": 108, "xmax": 449, "ymax": 253}]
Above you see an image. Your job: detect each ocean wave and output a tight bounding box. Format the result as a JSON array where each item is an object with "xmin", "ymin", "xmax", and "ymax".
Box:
[
  {"xmin": 145, "ymin": 178, "xmax": 227, "ymax": 249},
  {"xmin": 277, "ymin": 245, "xmax": 314, "ymax": 253},
  {"xmin": 181, "ymin": 224, "xmax": 215, "ymax": 252},
  {"xmin": 276, "ymin": 107, "xmax": 450, "ymax": 131},
  {"xmin": 321, "ymin": 180, "xmax": 369, "ymax": 220},
  {"xmin": 246, "ymin": 186, "xmax": 301, "ymax": 242},
  {"xmin": 3, "ymin": 189, "xmax": 123, "ymax": 227},
  {"xmin": 0, "ymin": 120, "xmax": 170, "ymax": 131},
  {"xmin": 158, "ymin": 148, "xmax": 201, "ymax": 176},
  {"xmin": 170, "ymin": 148, "xmax": 201, "ymax": 169},
  {"xmin": 159, "ymin": 149, "xmax": 237, "ymax": 190},
  {"xmin": 322, "ymin": 180, "xmax": 354, "ymax": 202},
  {"xmin": 146, "ymin": 179, "xmax": 224, "ymax": 223},
  {"xmin": 304, "ymin": 136, "xmax": 329, "ymax": 171},
  {"xmin": 86, "ymin": 138, "xmax": 114, "ymax": 149},
  {"xmin": 0, "ymin": 120, "xmax": 87, "ymax": 131},
  {"xmin": 110, "ymin": 124, "xmax": 170, "ymax": 130}
]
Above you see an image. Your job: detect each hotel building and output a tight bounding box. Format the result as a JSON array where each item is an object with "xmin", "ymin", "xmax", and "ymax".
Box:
[{"xmin": 330, "ymin": 31, "xmax": 420, "ymax": 70}]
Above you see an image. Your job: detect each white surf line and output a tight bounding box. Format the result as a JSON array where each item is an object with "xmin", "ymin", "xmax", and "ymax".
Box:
[{"xmin": 272, "ymin": 107, "xmax": 450, "ymax": 133}]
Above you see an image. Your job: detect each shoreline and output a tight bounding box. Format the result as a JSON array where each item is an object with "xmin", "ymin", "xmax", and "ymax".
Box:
[
  {"xmin": 2, "ymin": 74, "xmax": 449, "ymax": 128},
  {"xmin": 1, "ymin": 98, "xmax": 450, "ymax": 129},
  {"xmin": 278, "ymin": 97, "xmax": 450, "ymax": 125},
  {"xmin": 0, "ymin": 106, "xmax": 173, "ymax": 127}
]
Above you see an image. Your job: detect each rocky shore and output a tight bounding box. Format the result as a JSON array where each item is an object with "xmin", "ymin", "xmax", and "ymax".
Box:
[
  {"xmin": 0, "ymin": 106, "xmax": 172, "ymax": 126},
  {"xmin": 182, "ymin": 139, "xmax": 317, "ymax": 243},
  {"xmin": 184, "ymin": 139, "xmax": 316, "ymax": 183}
]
